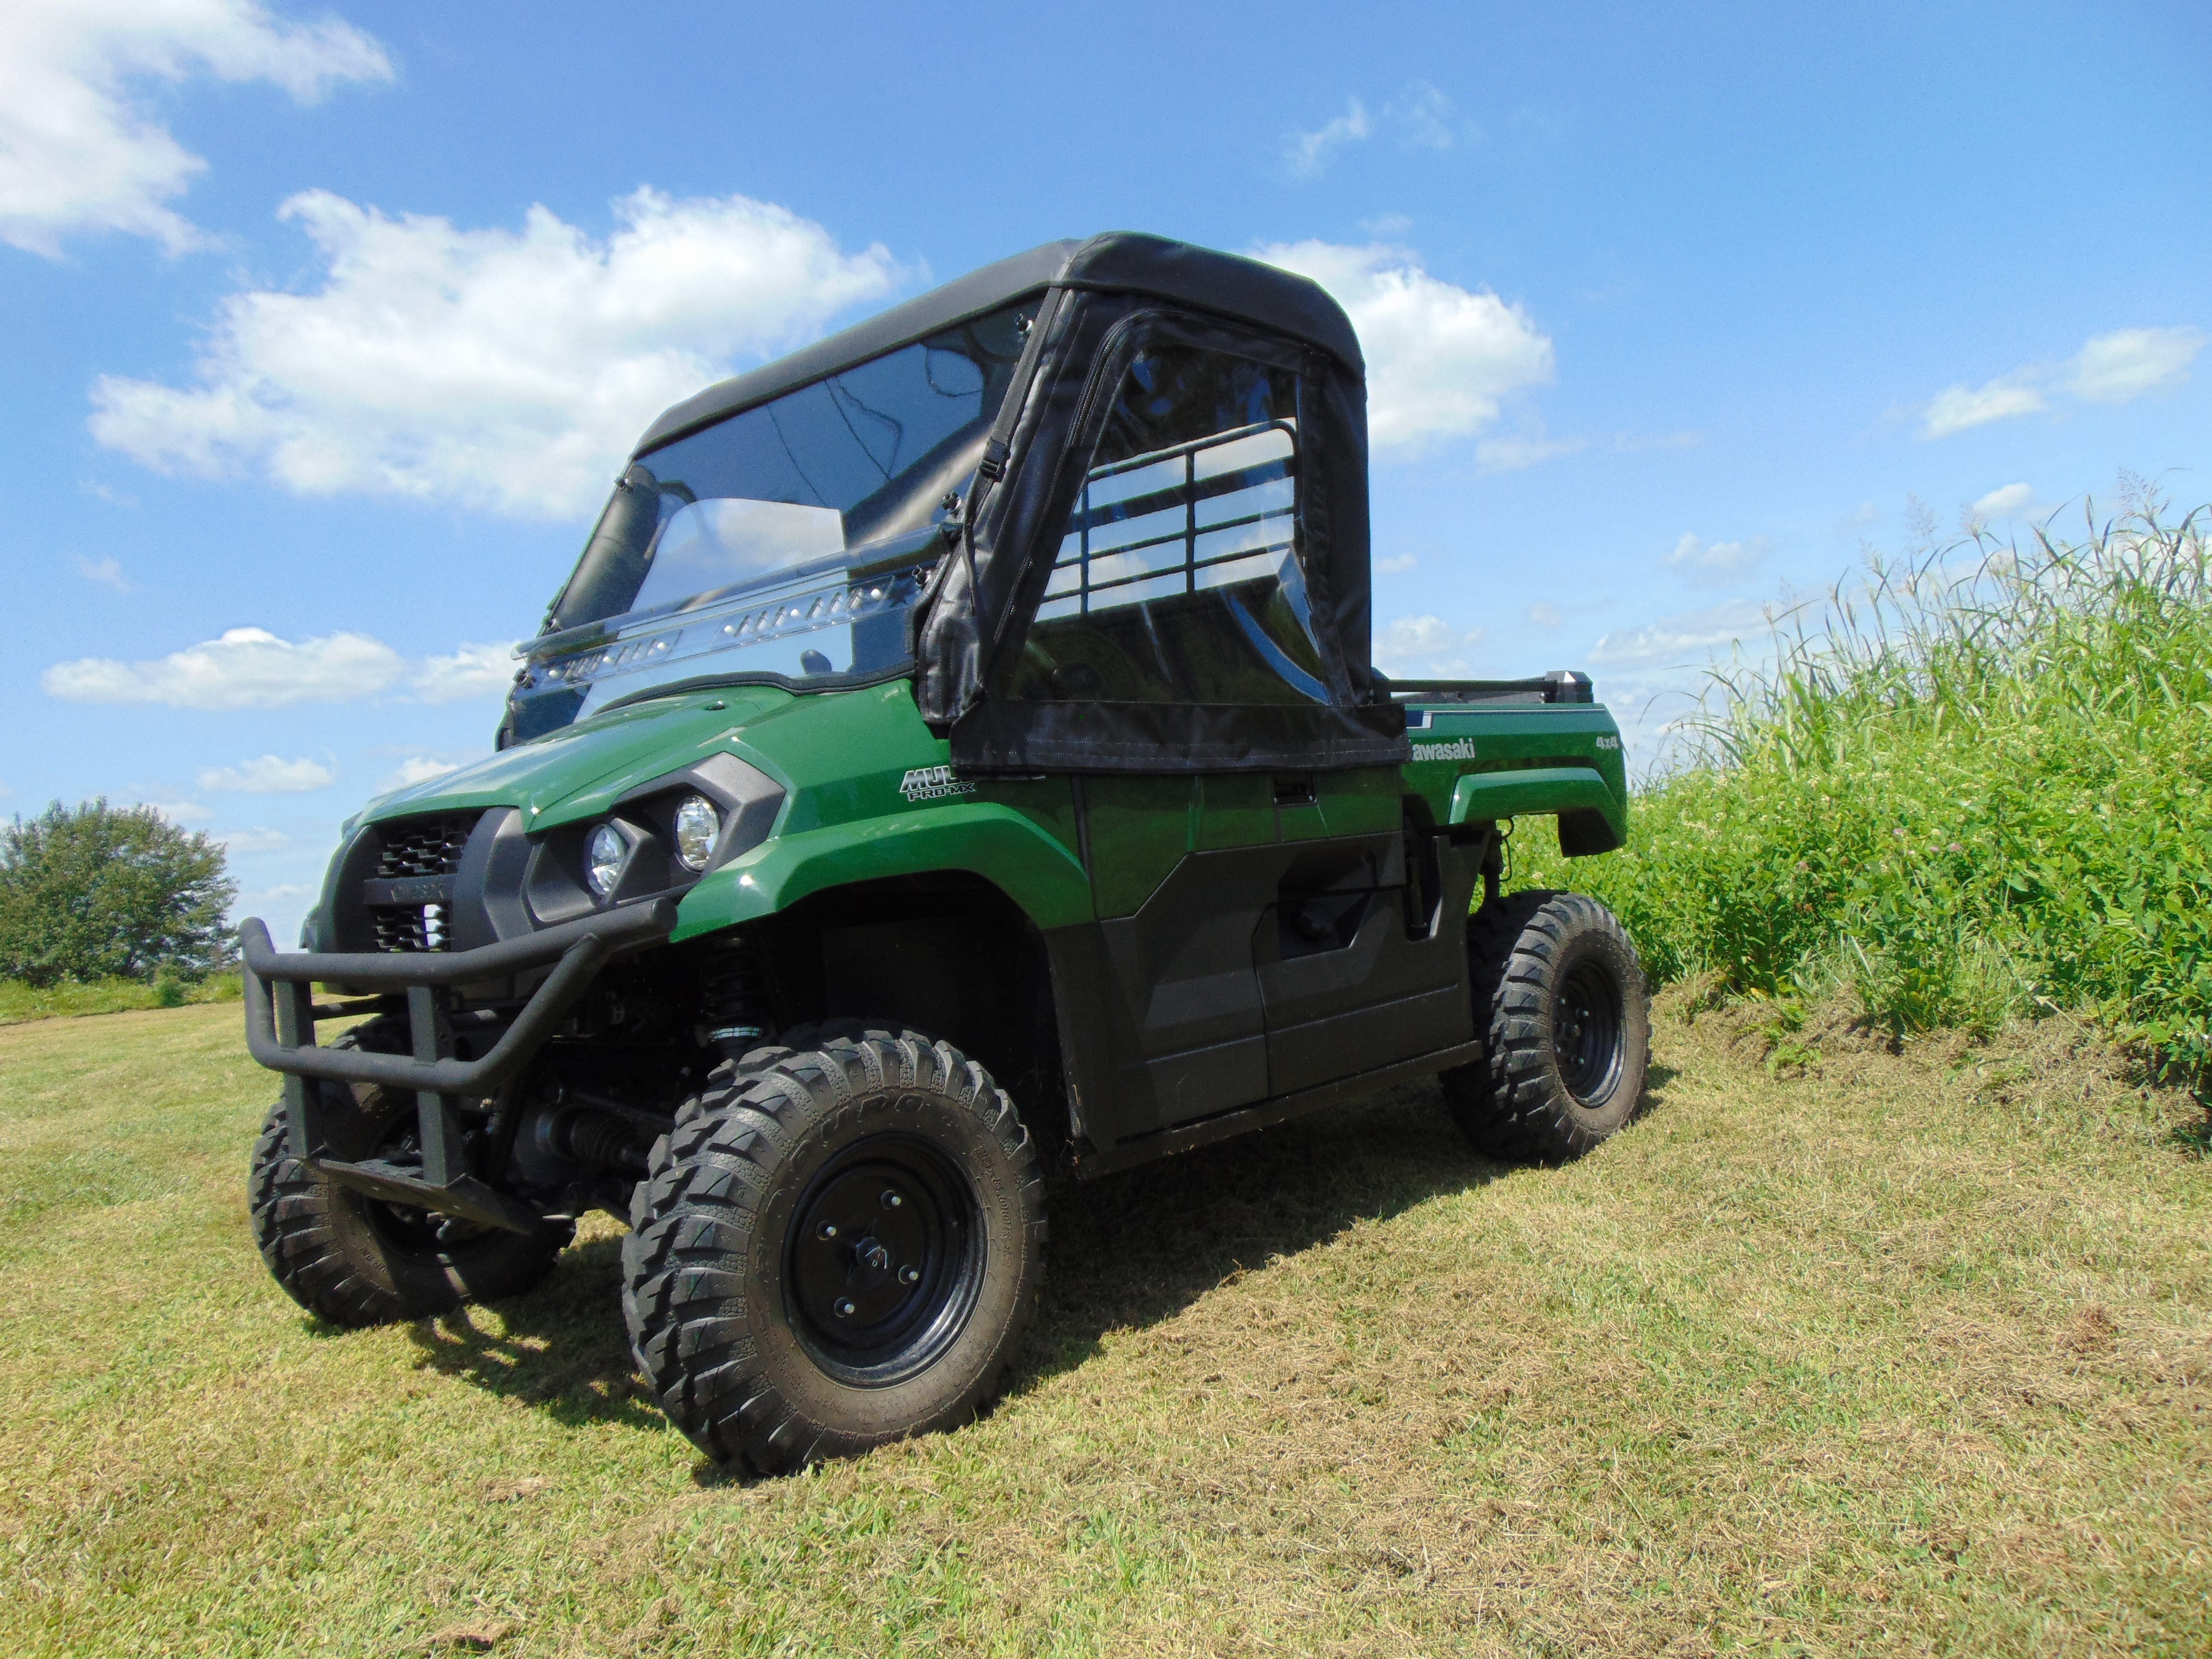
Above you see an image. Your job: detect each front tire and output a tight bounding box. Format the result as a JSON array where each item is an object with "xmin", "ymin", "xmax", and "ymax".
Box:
[
  {"xmin": 622, "ymin": 1030, "xmax": 1046, "ymax": 1474},
  {"xmin": 1444, "ymin": 889, "xmax": 1650, "ymax": 1161},
  {"xmin": 248, "ymin": 1043, "xmax": 571, "ymax": 1328}
]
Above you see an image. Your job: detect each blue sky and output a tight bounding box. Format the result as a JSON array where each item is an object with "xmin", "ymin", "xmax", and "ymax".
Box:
[{"xmin": 3, "ymin": 0, "xmax": 2207, "ymax": 942}]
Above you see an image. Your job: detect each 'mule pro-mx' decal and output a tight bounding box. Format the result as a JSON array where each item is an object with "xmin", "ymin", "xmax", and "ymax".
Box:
[{"xmin": 898, "ymin": 766, "xmax": 978, "ymax": 804}]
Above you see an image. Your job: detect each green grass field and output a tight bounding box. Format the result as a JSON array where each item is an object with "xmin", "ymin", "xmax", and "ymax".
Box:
[{"xmin": 2, "ymin": 996, "xmax": 2204, "ymax": 1656}]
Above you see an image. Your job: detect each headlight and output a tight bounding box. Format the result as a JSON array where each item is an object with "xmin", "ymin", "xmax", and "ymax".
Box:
[
  {"xmin": 584, "ymin": 822, "xmax": 628, "ymax": 899},
  {"xmin": 672, "ymin": 793, "xmax": 720, "ymax": 871}
]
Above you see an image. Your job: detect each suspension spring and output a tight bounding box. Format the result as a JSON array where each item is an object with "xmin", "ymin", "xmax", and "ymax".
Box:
[{"xmin": 699, "ymin": 933, "xmax": 776, "ymax": 1065}]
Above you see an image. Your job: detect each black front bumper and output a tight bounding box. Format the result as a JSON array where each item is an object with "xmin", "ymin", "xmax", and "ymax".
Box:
[
  {"xmin": 240, "ymin": 898, "xmax": 677, "ymax": 1095},
  {"xmin": 240, "ymin": 900, "xmax": 677, "ymax": 1234}
]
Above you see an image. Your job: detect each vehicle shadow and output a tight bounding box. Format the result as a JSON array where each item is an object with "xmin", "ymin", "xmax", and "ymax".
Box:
[
  {"xmin": 398, "ymin": 1234, "xmax": 665, "ymax": 1434},
  {"xmin": 1015, "ymin": 1077, "xmax": 1498, "ymax": 1392},
  {"xmin": 1017, "ymin": 1058, "xmax": 1677, "ymax": 1392},
  {"xmin": 390, "ymin": 1064, "xmax": 1675, "ymax": 1458}
]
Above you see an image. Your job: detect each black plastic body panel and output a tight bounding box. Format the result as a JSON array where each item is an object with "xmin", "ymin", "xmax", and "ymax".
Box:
[{"xmin": 1042, "ymin": 830, "xmax": 1482, "ymax": 1157}]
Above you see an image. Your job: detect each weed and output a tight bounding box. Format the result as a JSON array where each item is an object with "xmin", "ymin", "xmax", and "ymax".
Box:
[
  {"xmin": 0, "ymin": 970, "xmax": 240, "ymax": 1024},
  {"xmin": 1521, "ymin": 489, "xmax": 2212, "ymax": 1088}
]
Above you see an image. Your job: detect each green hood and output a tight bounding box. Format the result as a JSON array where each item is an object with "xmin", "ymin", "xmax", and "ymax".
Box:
[
  {"xmin": 357, "ymin": 678, "xmax": 951, "ymax": 837},
  {"xmin": 362, "ymin": 686, "xmax": 793, "ymax": 829}
]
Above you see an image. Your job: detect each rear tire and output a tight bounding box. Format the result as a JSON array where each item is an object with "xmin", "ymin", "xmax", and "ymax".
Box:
[
  {"xmin": 622, "ymin": 1030, "xmax": 1046, "ymax": 1474},
  {"xmin": 1443, "ymin": 890, "xmax": 1650, "ymax": 1161},
  {"xmin": 247, "ymin": 1030, "xmax": 571, "ymax": 1328}
]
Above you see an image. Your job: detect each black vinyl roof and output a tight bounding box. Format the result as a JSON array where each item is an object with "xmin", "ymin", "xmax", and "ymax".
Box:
[{"xmin": 631, "ymin": 232, "xmax": 1365, "ymax": 458}]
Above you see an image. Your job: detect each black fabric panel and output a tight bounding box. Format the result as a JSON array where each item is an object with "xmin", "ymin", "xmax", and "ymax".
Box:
[
  {"xmin": 1312, "ymin": 365, "xmax": 1376, "ymax": 703},
  {"xmin": 915, "ymin": 278, "xmax": 1392, "ymax": 765},
  {"xmin": 1054, "ymin": 233, "xmax": 1363, "ymax": 375},
  {"xmin": 633, "ymin": 241, "xmax": 1081, "ymax": 456},
  {"xmin": 912, "ymin": 284, "xmax": 1093, "ymax": 729},
  {"xmin": 983, "ymin": 305, "xmax": 1315, "ymax": 672},
  {"xmin": 951, "ymin": 698, "xmax": 1407, "ymax": 774},
  {"xmin": 630, "ymin": 234, "xmax": 1362, "ymax": 460}
]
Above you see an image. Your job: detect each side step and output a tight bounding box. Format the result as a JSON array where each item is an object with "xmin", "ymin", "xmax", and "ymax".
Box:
[{"xmin": 310, "ymin": 1157, "xmax": 550, "ymax": 1237}]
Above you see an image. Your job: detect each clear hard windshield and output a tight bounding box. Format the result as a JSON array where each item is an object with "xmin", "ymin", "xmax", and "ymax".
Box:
[{"xmin": 511, "ymin": 301, "xmax": 1034, "ymax": 732}]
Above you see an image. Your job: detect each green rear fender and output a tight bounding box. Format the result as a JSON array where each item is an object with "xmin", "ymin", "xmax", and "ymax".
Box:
[
  {"xmin": 1449, "ymin": 767, "xmax": 1627, "ymax": 851},
  {"xmin": 672, "ymin": 800, "xmax": 1094, "ymax": 940}
]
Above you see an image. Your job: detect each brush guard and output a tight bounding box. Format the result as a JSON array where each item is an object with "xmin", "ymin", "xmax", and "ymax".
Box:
[{"xmin": 239, "ymin": 899, "xmax": 678, "ymax": 1234}]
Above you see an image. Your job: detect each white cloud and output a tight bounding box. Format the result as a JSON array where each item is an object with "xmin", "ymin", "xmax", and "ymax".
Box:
[
  {"xmin": 1970, "ymin": 482, "xmax": 2036, "ymax": 520},
  {"xmin": 146, "ymin": 799, "xmax": 210, "ymax": 824},
  {"xmin": 1285, "ymin": 82, "xmax": 1461, "ymax": 174},
  {"xmin": 40, "ymin": 625, "xmax": 515, "ymax": 710},
  {"xmin": 1587, "ymin": 598, "xmax": 1774, "ymax": 669},
  {"xmin": 1663, "ymin": 532, "xmax": 1772, "ymax": 584},
  {"xmin": 1256, "ymin": 241, "xmax": 1554, "ymax": 452},
  {"xmin": 1286, "ymin": 99, "xmax": 1371, "ymax": 174},
  {"xmin": 385, "ymin": 756, "xmax": 463, "ymax": 789},
  {"xmin": 1375, "ymin": 614, "xmax": 1485, "ymax": 678},
  {"xmin": 1920, "ymin": 376, "xmax": 2047, "ymax": 439},
  {"xmin": 197, "ymin": 754, "xmax": 334, "ymax": 793},
  {"xmin": 1528, "ymin": 602, "xmax": 1562, "ymax": 628},
  {"xmin": 1384, "ymin": 82, "xmax": 1458, "ymax": 152},
  {"xmin": 1837, "ymin": 500, "xmax": 1881, "ymax": 532},
  {"xmin": 2066, "ymin": 326, "xmax": 2205, "ymax": 404},
  {"xmin": 0, "ymin": 0, "xmax": 390, "ymax": 256},
  {"xmin": 415, "ymin": 641, "xmax": 517, "ymax": 704},
  {"xmin": 89, "ymin": 187, "xmax": 903, "ymax": 518},
  {"xmin": 218, "ymin": 826, "xmax": 289, "ymax": 853},
  {"xmin": 44, "ymin": 626, "xmax": 397, "ymax": 708},
  {"xmin": 1374, "ymin": 553, "xmax": 1418, "ymax": 574},
  {"xmin": 1919, "ymin": 323, "xmax": 2204, "ymax": 439},
  {"xmin": 74, "ymin": 553, "xmax": 130, "ymax": 591},
  {"xmin": 245, "ymin": 880, "xmax": 317, "ymax": 903},
  {"xmin": 1476, "ymin": 431, "xmax": 1583, "ymax": 473},
  {"xmin": 1612, "ymin": 429, "xmax": 1704, "ymax": 454}
]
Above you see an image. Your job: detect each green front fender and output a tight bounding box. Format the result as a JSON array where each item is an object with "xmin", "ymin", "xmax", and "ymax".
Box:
[{"xmin": 672, "ymin": 802, "xmax": 1094, "ymax": 940}]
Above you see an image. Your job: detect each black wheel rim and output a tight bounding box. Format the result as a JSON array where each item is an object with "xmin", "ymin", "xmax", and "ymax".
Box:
[
  {"xmin": 1553, "ymin": 957, "xmax": 1626, "ymax": 1105},
  {"xmin": 784, "ymin": 1133, "xmax": 983, "ymax": 1389}
]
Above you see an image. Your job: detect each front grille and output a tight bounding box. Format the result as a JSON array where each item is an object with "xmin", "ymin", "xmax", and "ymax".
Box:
[
  {"xmin": 373, "ymin": 903, "xmax": 451, "ymax": 953},
  {"xmin": 377, "ymin": 813, "xmax": 478, "ymax": 879},
  {"xmin": 369, "ymin": 812, "xmax": 480, "ymax": 951}
]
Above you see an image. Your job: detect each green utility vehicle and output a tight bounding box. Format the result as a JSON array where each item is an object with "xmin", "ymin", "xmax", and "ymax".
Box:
[{"xmin": 241, "ymin": 234, "xmax": 1648, "ymax": 1473}]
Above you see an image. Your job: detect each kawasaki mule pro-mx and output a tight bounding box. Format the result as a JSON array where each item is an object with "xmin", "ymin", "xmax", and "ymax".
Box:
[{"xmin": 240, "ymin": 234, "xmax": 1648, "ymax": 1473}]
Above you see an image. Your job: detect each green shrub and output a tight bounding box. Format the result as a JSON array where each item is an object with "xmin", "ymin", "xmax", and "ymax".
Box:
[
  {"xmin": 0, "ymin": 800, "xmax": 237, "ymax": 986},
  {"xmin": 1519, "ymin": 490, "xmax": 2212, "ymax": 1086}
]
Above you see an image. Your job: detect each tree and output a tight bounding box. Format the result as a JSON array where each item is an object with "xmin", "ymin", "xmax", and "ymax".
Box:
[{"xmin": 0, "ymin": 800, "xmax": 237, "ymax": 986}]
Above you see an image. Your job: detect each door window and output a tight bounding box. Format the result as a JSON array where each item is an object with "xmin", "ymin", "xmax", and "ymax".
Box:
[{"xmin": 1006, "ymin": 345, "xmax": 1331, "ymax": 705}]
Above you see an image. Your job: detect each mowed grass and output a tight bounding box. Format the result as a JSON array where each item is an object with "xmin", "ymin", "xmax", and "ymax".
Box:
[{"xmin": 1, "ymin": 1001, "xmax": 2206, "ymax": 1657}]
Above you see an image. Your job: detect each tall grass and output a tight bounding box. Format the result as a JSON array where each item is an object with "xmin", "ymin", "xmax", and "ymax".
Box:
[{"xmin": 1522, "ymin": 490, "xmax": 2212, "ymax": 1085}]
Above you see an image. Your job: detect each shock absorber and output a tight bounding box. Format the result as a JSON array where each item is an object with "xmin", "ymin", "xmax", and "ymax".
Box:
[{"xmin": 699, "ymin": 933, "xmax": 775, "ymax": 1068}]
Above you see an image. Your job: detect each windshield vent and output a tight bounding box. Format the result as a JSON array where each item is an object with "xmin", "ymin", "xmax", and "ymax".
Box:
[{"xmin": 377, "ymin": 813, "xmax": 479, "ymax": 880}]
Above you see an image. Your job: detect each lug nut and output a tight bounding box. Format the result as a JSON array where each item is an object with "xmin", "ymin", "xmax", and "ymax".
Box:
[
  {"xmin": 817, "ymin": 1221, "xmax": 838, "ymax": 1240},
  {"xmin": 881, "ymin": 1189, "xmax": 903, "ymax": 1209},
  {"xmin": 898, "ymin": 1265, "xmax": 920, "ymax": 1285},
  {"xmin": 833, "ymin": 1298, "xmax": 857, "ymax": 1318}
]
